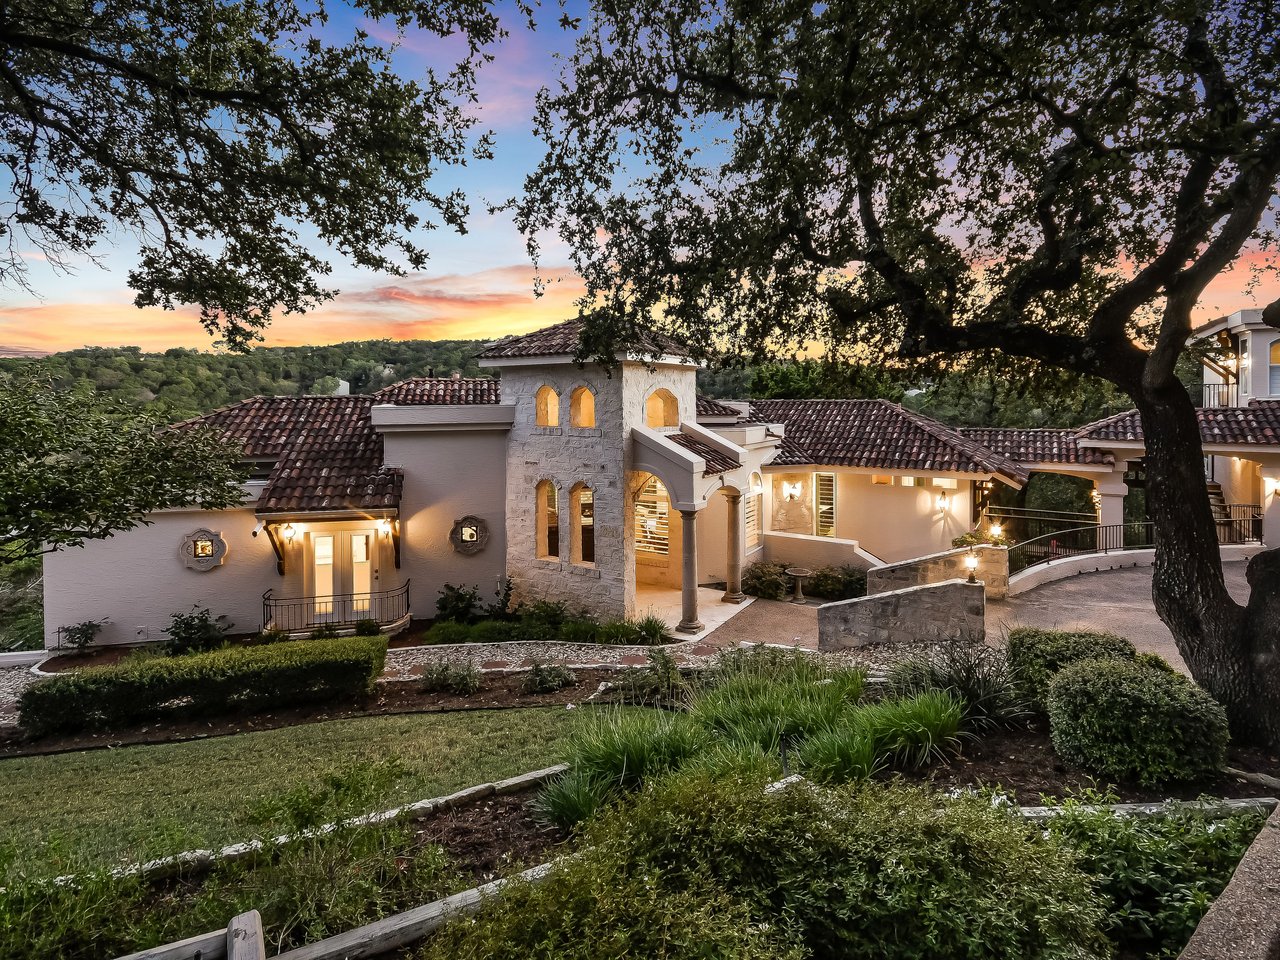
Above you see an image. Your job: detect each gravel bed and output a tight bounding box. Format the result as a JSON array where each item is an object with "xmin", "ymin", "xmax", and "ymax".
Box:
[
  {"xmin": 0, "ymin": 666, "xmax": 39, "ymax": 725},
  {"xmin": 382, "ymin": 638, "xmax": 954, "ymax": 681}
]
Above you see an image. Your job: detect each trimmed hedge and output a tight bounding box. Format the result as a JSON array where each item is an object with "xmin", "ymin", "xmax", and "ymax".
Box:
[
  {"xmin": 742, "ymin": 560, "xmax": 867, "ymax": 602},
  {"xmin": 1046, "ymin": 658, "xmax": 1230, "ymax": 786},
  {"xmin": 18, "ymin": 636, "xmax": 388, "ymax": 736},
  {"xmin": 1006, "ymin": 627, "xmax": 1136, "ymax": 710}
]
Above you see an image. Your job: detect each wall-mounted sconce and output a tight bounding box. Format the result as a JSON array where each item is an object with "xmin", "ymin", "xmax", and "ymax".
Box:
[
  {"xmin": 965, "ymin": 548, "xmax": 979, "ymax": 584},
  {"xmin": 936, "ymin": 492, "xmax": 950, "ymax": 512},
  {"xmin": 377, "ymin": 518, "xmax": 393, "ymax": 537},
  {"xmin": 782, "ymin": 480, "xmax": 804, "ymax": 501},
  {"xmin": 281, "ymin": 522, "xmax": 298, "ymax": 543},
  {"xmin": 1265, "ymin": 477, "xmax": 1278, "ymax": 499},
  {"xmin": 989, "ymin": 522, "xmax": 1003, "ymax": 539}
]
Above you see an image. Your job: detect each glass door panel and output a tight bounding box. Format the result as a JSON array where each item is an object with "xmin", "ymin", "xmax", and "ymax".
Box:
[
  {"xmin": 351, "ymin": 533, "xmax": 372, "ymax": 613},
  {"xmin": 313, "ymin": 535, "xmax": 334, "ymax": 617}
]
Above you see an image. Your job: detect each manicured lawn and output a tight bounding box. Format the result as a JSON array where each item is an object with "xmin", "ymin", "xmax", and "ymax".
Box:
[{"xmin": 0, "ymin": 708, "xmax": 579, "ymax": 876}]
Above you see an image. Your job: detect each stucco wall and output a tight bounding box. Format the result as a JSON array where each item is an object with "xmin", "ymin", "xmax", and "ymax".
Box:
[
  {"xmin": 381, "ymin": 429, "xmax": 508, "ymax": 618},
  {"xmin": 817, "ymin": 579, "xmax": 986, "ymax": 650},
  {"xmin": 42, "ymin": 506, "xmax": 278, "ymax": 647},
  {"xmin": 762, "ymin": 531, "xmax": 876, "ymax": 570},
  {"xmin": 868, "ymin": 544, "xmax": 1009, "ymax": 599}
]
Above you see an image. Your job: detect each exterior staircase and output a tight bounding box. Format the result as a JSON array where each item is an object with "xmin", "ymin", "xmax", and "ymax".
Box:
[{"xmin": 1206, "ymin": 480, "xmax": 1230, "ymax": 522}]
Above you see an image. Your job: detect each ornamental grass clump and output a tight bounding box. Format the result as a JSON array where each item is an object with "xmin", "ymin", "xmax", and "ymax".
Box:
[
  {"xmin": 429, "ymin": 773, "xmax": 1111, "ymax": 960},
  {"xmin": 1006, "ymin": 627, "xmax": 1137, "ymax": 710},
  {"xmin": 888, "ymin": 644, "xmax": 1031, "ymax": 731},
  {"xmin": 689, "ymin": 668, "xmax": 863, "ymax": 753},
  {"xmin": 1046, "ymin": 658, "xmax": 1229, "ymax": 786}
]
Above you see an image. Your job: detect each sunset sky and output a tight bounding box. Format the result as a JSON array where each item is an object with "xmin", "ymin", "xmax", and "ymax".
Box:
[{"xmin": 1, "ymin": 3, "xmax": 1276, "ymax": 356}]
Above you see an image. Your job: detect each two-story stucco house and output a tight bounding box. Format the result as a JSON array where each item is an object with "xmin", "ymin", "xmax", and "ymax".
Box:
[{"xmin": 41, "ymin": 315, "xmax": 1280, "ymax": 647}]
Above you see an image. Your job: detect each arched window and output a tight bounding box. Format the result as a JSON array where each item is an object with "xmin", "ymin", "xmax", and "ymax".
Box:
[
  {"xmin": 1269, "ymin": 341, "xmax": 1280, "ymax": 397},
  {"xmin": 535, "ymin": 385, "xmax": 559, "ymax": 427},
  {"xmin": 571, "ymin": 483, "xmax": 595, "ymax": 565},
  {"xmin": 535, "ymin": 480, "xmax": 559, "ymax": 559},
  {"xmin": 570, "ymin": 386, "xmax": 596, "ymax": 427},
  {"xmin": 644, "ymin": 388, "xmax": 679, "ymax": 428}
]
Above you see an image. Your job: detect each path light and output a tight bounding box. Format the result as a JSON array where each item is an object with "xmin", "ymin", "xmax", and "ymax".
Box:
[
  {"xmin": 965, "ymin": 549, "xmax": 979, "ymax": 584},
  {"xmin": 989, "ymin": 522, "xmax": 1003, "ymax": 539}
]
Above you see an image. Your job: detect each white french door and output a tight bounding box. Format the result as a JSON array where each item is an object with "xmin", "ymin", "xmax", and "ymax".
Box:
[{"xmin": 311, "ymin": 530, "xmax": 377, "ymax": 620}]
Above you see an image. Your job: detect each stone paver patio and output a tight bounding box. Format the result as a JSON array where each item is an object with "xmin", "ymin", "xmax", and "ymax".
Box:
[{"xmin": 987, "ymin": 561, "xmax": 1253, "ymax": 673}]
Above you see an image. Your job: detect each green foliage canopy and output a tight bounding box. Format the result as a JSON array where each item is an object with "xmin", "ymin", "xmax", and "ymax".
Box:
[{"xmin": 0, "ymin": 377, "xmax": 245, "ymax": 563}]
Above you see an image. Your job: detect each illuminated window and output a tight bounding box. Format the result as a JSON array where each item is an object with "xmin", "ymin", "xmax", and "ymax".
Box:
[
  {"xmin": 635, "ymin": 476, "xmax": 670, "ymax": 555},
  {"xmin": 644, "ymin": 388, "xmax": 679, "ymax": 428},
  {"xmin": 536, "ymin": 480, "xmax": 559, "ymax": 559},
  {"xmin": 535, "ymin": 385, "xmax": 560, "ymax": 426},
  {"xmin": 816, "ymin": 473, "xmax": 836, "ymax": 536},
  {"xmin": 192, "ymin": 538, "xmax": 215, "ymax": 558},
  {"xmin": 871, "ymin": 475, "xmax": 893, "ymax": 485},
  {"xmin": 932, "ymin": 477, "xmax": 959, "ymax": 490},
  {"xmin": 571, "ymin": 483, "xmax": 595, "ymax": 565},
  {"xmin": 901, "ymin": 476, "xmax": 917, "ymax": 487},
  {"xmin": 570, "ymin": 386, "xmax": 596, "ymax": 427},
  {"xmin": 1270, "ymin": 341, "xmax": 1280, "ymax": 396}
]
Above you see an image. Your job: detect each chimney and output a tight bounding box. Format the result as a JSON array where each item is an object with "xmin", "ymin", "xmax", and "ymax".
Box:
[{"xmin": 451, "ymin": 370, "xmax": 462, "ymax": 380}]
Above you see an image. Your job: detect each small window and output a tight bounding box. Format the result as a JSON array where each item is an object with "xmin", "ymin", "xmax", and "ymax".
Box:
[
  {"xmin": 536, "ymin": 480, "xmax": 559, "ymax": 559},
  {"xmin": 644, "ymin": 388, "xmax": 679, "ymax": 428},
  {"xmin": 932, "ymin": 477, "xmax": 959, "ymax": 490},
  {"xmin": 1269, "ymin": 341, "xmax": 1280, "ymax": 396},
  {"xmin": 901, "ymin": 476, "xmax": 917, "ymax": 487},
  {"xmin": 192, "ymin": 538, "xmax": 215, "ymax": 558},
  {"xmin": 571, "ymin": 483, "xmax": 595, "ymax": 565},
  {"xmin": 816, "ymin": 472, "xmax": 836, "ymax": 537},
  {"xmin": 635, "ymin": 476, "xmax": 670, "ymax": 555},
  {"xmin": 871, "ymin": 474, "xmax": 893, "ymax": 485},
  {"xmin": 535, "ymin": 385, "xmax": 560, "ymax": 427},
  {"xmin": 570, "ymin": 386, "xmax": 596, "ymax": 427}
]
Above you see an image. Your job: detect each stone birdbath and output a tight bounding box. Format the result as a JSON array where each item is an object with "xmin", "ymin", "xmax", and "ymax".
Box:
[{"xmin": 784, "ymin": 566, "xmax": 813, "ymax": 605}]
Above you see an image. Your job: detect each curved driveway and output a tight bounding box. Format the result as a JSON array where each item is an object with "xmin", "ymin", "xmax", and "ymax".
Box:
[{"xmin": 985, "ymin": 562, "xmax": 1254, "ymax": 673}]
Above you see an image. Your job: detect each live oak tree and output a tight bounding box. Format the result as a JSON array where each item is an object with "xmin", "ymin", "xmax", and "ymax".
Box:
[
  {"xmin": 0, "ymin": 0, "xmax": 518, "ymax": 349},
  {"xmin": 0, "ymin": 376, "xmax": 245, "ymax": 564},
  {"xmin": 518, "ymin": 1, "xmax": 1280, "ymax": 745}
]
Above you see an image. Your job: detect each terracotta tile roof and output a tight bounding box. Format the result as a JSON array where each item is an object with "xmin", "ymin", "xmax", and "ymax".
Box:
[
  {"xmin": 958, "ymin": 428, "xmax": 1115, "ymax": 467},
  {"xmin": 477, "ymin": 317, "xmax": 689, "ymax": 361},
  {"xmin": 696, "ymin": 395, "xmax": 745, "ymax": 419},
  {"xmin": 748, "ymin": 399, "xmax": 1029, "ymax": 485},
  {"xmin": 174, "ymin": 397, "xmax": 401, "ymax": 515},
  {"xmin": 666, "ymin": 432, "xmax": 740, "ymax": 475},
  {"xmin": 1076, "ymin": 400, "xmax": 1280, "ymax": 446},
  {"xmin": 374, "ymin": 377, "xmax": 499, "ymax": 405}
]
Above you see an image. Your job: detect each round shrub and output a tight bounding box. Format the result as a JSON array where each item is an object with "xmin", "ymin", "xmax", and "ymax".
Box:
[
  {"xmin": 1046, "ymin": 658, "xmax": 1229, "ymax": 786},
  {"xmin": 1006, "ymin": 627, "xmax": 1136, "ymax": 709},
  {"xmin": 741, "ymin": 560, "xmax": 790, "ymax": 600}
]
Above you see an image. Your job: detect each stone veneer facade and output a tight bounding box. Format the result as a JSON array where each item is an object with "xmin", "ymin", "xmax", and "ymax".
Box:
[{"xmin": 500, "ymin": 357, "xmax": 699, "ymax": 620}]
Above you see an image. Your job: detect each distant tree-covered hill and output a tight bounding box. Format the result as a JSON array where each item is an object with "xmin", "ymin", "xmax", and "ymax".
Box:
[{"xmin": 0, "ymin": 339, "xmax": 491, "ymax": 422}]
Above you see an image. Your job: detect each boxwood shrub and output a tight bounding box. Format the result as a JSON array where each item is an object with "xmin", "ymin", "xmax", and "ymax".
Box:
[
  {"xmin": 742, "ymin": 561, "xmax": 866, "ymax": 601},
  {"xmin": 18, "ymin": 636, "xmax": 388, "ymax": 736},
  {"xmin": 1006, "ymin": 627, "xmax": 1136, "ymax": 709},
  {"xmin": 1046, "ymin": 658, "xmax": 1230, "ymax": 786}
]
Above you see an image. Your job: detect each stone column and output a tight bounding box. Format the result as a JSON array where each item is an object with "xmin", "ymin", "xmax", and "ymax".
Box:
[
  {"xmin": 677, "ymin": 508, "xmax": 703, "ymax": 633},
  {"xmin": 722, "ymin": 491, "xmax": 746, "ymax": 603},
  {"xmin": 1093, "ymin": 472, "xmax": 1128, "ymax": 551}
]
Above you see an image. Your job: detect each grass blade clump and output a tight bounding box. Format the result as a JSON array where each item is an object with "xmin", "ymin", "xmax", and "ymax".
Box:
[
  {"xmin": 796, "ymin": 725, "xmax": 881, "ymax": 784},
  {"xmin": 691, "ymin": 674, "xmax": 849, "ymax": 752},
  {"xmin": 853, "ymin": 691, "xmax": 964, "ymax": 769},
  {"xmin": 534, "ymin": 769, "xmax": 618, "ymax": 829},
  {"xmin": 568, "ymin": 710, "xmax": 711, "ymax": 791},
  {"xmin": 887, "ymin": 645, "xmax": 1030, "ymax": 731}
]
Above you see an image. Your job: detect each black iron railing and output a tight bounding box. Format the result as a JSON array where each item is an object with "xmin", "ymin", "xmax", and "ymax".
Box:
[
  {"xmin": 1200, "ymin": 382, "xmax": 1239, "ymax": 408},
  {"xmin": 1218, "ymin": 504, "xmax": 1263, "ymax": 544},
  {"xmin": 981, "ymin": 505, "xmax": 1098, "ymax": 541},
  {"xmin": 1008, "ymin": 514, "xmax": 1262, "ymax": 575},
  {"xmin": 262, "ymin": 581, "xmax": 411, "ymax": 633}
]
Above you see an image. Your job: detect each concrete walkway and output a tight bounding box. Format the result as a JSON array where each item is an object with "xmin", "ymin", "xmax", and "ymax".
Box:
[
  {"xmin": 701, "ymin": 597, "xmax": 820, "ymax": 650},
  {"xmin": 987, "ymin": 562, "xmax": 1253, "ymax": 672}
]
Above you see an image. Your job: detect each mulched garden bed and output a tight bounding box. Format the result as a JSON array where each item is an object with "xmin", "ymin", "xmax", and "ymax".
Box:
[
  {"xmin": 0, "ymin": 669, "xmax": 618, "ymax": 758},
  {"xmin": 894, "ymin": 720, "xmax": 1280, "ymax": 804},
  {"xmin": 418, "ymin": 787, "xmax": 569, "ymax": 885}
]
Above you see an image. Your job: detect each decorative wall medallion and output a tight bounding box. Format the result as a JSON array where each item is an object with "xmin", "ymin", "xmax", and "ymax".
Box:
[
  {"xmin": 182, "ymin": 528, "xmax": 228, "ymax": 571},
  {"xmin": 450, "ymin": 516, "xmax": 489, "ymax": 555}
]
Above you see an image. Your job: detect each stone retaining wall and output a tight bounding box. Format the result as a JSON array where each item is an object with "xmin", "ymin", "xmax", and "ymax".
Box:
[
  {"xmin": 867, "ymin": 544, "xmax": 1008, "ymax": 599},
  {"xmin": 817, "ymin": 579, "xmax": 985, "ymax": 650},
  {"xmin": 1179, "ymin": 805, "xmax": 1280, "ymax": 960}
]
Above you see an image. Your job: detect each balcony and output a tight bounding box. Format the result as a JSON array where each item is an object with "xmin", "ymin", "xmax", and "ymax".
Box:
[
  {"xmin": 262, "ymin": 581, "xmax": 411, "ymax": 635},
  {"xmin": 1200, "ymin": 382, "xmax": 1239, "ymax": 407}
]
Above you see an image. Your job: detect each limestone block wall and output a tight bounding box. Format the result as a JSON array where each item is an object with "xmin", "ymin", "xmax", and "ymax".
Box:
[
  {"xmin": 817, "ymin": 579, "xmax": 985, "ymax": 650},
  {"xmin": 867, "ymin": 544, "xmax": 1008, "ymax": 599}
]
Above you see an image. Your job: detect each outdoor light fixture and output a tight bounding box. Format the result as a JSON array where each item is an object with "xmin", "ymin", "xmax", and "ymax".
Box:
[
  {"xmin": 989, "ymin": 523, "xmax": 1003, "ymax": 538},
  {"xmin": 936, "ymin": 492, "xmax": 950, "ymax": 512},
  {"xmin": 782, "ymin": 480, "xmax": 804, "ymax": 501},
  {"xmin": 965, "ymin": 549, "xmax": 979, "ymax": 584},
  {"xmin": 281, "ymin": 523, "xmax": 297, "ymax": 543},
  {"xmin": 377, "ymin": 518, "xmax": 393, "ymax": 537}
]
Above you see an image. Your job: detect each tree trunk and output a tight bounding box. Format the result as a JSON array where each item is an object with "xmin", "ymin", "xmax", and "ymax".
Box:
[{"xmin": 1136, "ymin": 383, "xmax": 1280, "ymax": 749}]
